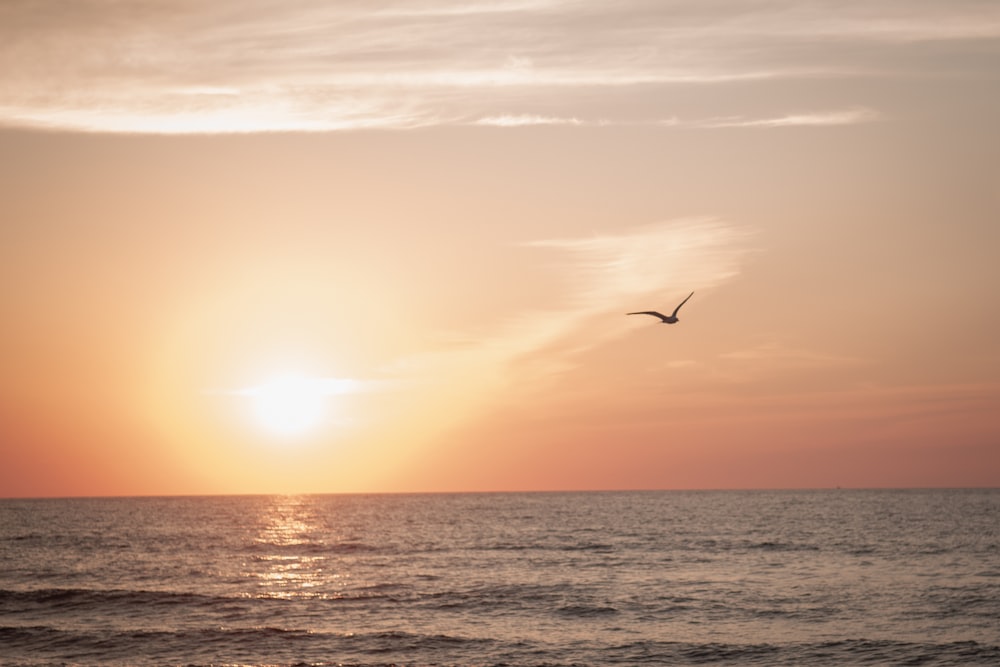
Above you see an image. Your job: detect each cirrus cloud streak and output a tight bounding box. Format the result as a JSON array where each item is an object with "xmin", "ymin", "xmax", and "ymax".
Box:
[{"xmin": 1, "ymin": 0, "xmax": 995, "ymax": 133}]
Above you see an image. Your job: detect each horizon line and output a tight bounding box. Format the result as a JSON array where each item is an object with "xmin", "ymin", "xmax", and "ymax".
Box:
[{"xmin": 4, "ymin": 485, "xmax": 997, "ymax": 501}]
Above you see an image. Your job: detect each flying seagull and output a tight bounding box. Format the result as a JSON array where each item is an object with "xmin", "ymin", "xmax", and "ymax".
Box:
[{"xmin": 627, "ymin": 292, "xmax": 694, "ymax": 324}]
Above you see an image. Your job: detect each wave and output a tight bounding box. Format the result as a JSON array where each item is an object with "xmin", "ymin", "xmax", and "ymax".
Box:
[
  {"xmin": 483, "ymin": 540, "xmax": 615, "ymax": 552},
  {"xmin": 557, "ymin": 603, "xmax": 619, "ymax": 617},
  {"xmin": 0, "ymin": 625, "xmax": 500, "ymax": 666},
  {"xmin": 2, "ymin": 626, "xmax": 998, "ymax": 667},
  {"xmin": 601, "ymin": 639, "xmax": 1000, "ymax": 665},
  {"xmin": 245, "ymin": 540, "xmax": 383, "ymax": 555},
  {"xmin": 0, "ymin": 586, "xmax": 396, "ymax": 612},
  {"xmin": 0, "ymin": 587, "xmax": 220, "ymax": 609},
  {"xmin": 744, "ymin": 540, "xmax": 821, "ymax": 552}
]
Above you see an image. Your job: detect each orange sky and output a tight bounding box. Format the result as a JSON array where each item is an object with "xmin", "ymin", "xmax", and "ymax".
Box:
[{"xmin": 2, "ymin": 1, "xmax": 999, "ymax": 497}]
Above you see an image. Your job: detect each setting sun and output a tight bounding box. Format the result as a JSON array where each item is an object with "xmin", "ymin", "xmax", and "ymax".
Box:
[{"xmin": 245, "ymin": 374, "xmax": 328, "ymax": 436}]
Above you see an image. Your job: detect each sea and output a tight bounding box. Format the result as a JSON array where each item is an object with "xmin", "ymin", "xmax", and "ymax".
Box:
[{"xmin": 1, "ymin": 490, "xmax": 998, "ymax": 666}]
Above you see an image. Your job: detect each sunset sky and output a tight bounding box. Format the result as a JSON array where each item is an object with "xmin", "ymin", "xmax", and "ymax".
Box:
[{"xmin": 2, "ymin": 0, "xmax": 998, "ymax": 497}]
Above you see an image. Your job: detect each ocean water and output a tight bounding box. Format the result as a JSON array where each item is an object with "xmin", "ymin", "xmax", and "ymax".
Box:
[{"xmin": 0, "ymin": 490, "xmax": 998, "ymax": 666}]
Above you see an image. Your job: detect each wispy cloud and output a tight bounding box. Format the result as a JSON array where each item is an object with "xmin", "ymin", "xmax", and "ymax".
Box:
[
  {"xmin": 393, "ymin": 218, "xmax": 753, "ymax": 387},
  {"xmin": 208, "ymin": 375, "xmax": 392, "ymax": 397},
  {"xmin": 474, "ymin": 108, "xmax": 882, "ymax": 129},
  {"xmin": 475, "ymin": 114, "xmax": 589, "ymax": 127},
  {"xmin": 524, "ymin": 218, "xmax": 751, "ymax": 309},
  {"xmin": 1, "ymin": 0, "xmax": 995, "ymax": 133},
  {"xmin": 697, "ymin": 108, "xmax": 883, "ymax": 129}
]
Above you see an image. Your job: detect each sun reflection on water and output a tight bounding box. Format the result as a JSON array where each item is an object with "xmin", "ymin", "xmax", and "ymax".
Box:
[{"xmin": 242, "ymin": 496, "xmax": 351, "ymax": 600}]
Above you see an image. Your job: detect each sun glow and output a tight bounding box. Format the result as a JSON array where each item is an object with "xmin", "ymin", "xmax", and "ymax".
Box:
[{"xmin": 247, "ymin": 374, "xmax": 328, "ymax": 436}]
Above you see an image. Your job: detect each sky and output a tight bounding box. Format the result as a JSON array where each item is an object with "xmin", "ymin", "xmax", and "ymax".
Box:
[{"xmin": 1, "ymin": 0, "xmax": 998, "ymax": 497}]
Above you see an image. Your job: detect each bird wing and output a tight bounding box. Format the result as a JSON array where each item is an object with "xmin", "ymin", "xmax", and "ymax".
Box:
[
  {"xmin": 627, "ymin": 311, "xmax": 669, "ymax": 321},
  {"xmin": 670, "ymin": 292, "xmax": 694, "ymax": 317}
]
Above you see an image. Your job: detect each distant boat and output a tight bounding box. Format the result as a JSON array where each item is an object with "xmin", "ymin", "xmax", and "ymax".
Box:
[{"xmin": 627, "ymin": 292, "xmax": 694, "ymax": 324}]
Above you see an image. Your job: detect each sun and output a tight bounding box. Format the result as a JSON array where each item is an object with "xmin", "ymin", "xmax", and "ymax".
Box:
[{"xmin": 247, "ymin": 373, "xmax": 328, "ymax": 436}]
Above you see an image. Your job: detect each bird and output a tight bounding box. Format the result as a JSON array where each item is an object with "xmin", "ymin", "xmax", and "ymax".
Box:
[{"xmin": 627, "ymin": 292, "xmax": 694, "ymax": 324}]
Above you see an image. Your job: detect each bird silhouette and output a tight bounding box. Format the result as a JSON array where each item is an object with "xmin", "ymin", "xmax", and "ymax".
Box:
[{"xmin": 627, "ymin": 292, "xmax": 694, "ymax": 324}]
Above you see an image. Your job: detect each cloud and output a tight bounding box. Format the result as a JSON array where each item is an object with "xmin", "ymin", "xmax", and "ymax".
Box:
[
  {"xmin": 235, "ymin": 377, "xmax": 375, "ymax": 397},
  {"xmin": 364, "ymin": 217, "xmax": 752, "ymax": 449},
  {"xmin": 473, "ymin": 109, "xmax": 881, "ymax": 129},
  {"xmin": 208, "ymin": 375, "xmax": 393, "ymax": 397},
  {"xmin": 475, "ymin": 114, "xmax": 588, "ymax": 127},
  {"xmin": 395, "ymin": 217, "xmax": 753, "ymax": 383},
  {"xmin": 1, "ymin": 0, "xmax": 995, "ymax": 133},
  {"xmin": 697, "ymin": 108, "xmax": 883, "ymax": 129},
  {"xmin": 525, "ymin": 217, "xmax": 751, "ymax": 307}
]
